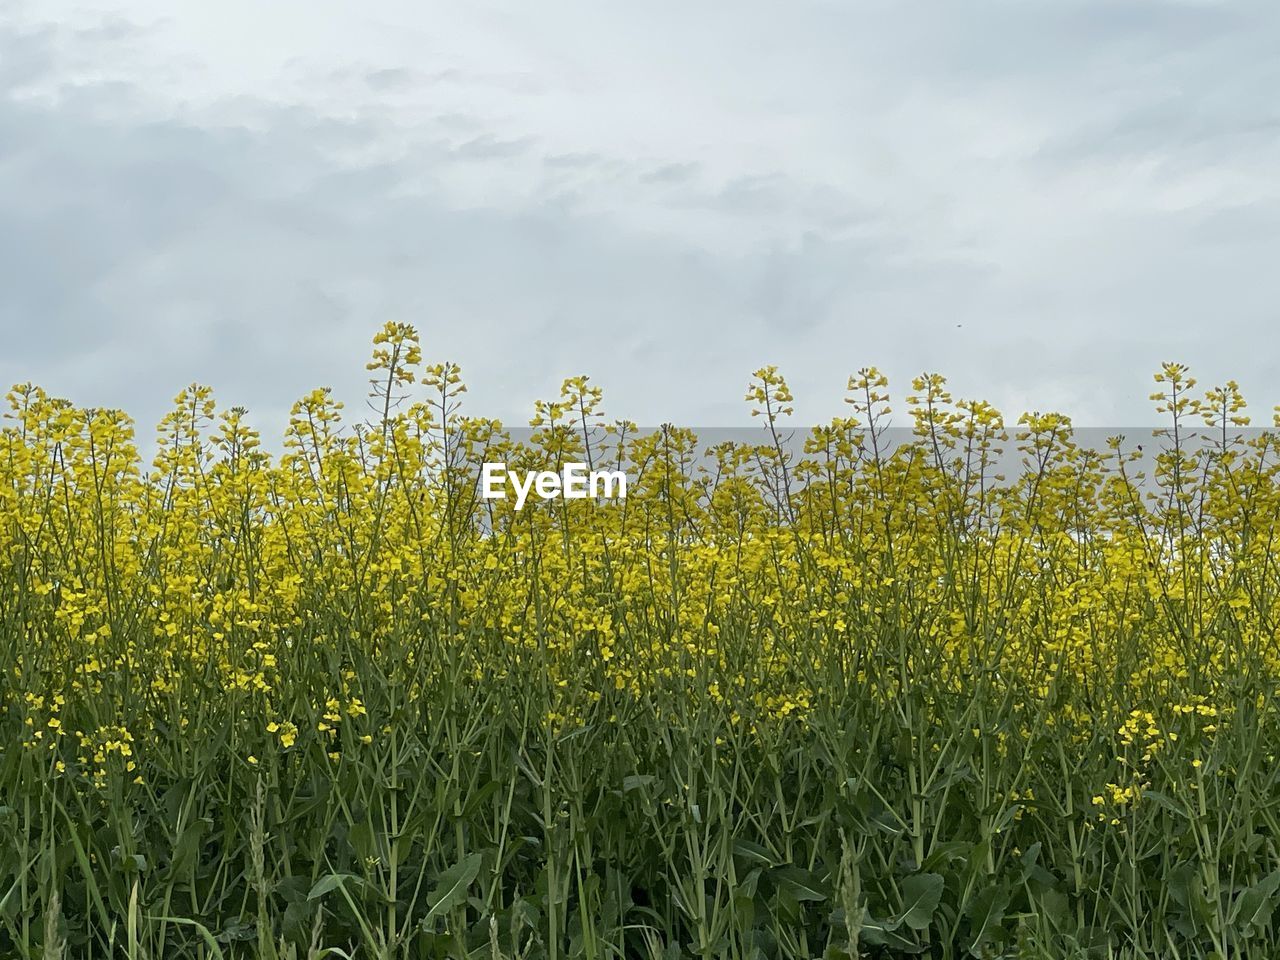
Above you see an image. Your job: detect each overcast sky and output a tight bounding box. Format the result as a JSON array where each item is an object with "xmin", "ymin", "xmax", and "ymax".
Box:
[{"xmin": 3, "ymin": 0, "xmax": 1279, "ymax": 445}]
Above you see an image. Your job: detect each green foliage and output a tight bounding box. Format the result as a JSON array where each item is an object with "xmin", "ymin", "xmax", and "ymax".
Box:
[{"xmin": 4, "ymin": 339, "xmax": 1280, "ymax": 957}]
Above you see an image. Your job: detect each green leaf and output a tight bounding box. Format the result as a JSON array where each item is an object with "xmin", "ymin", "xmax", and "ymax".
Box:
[
  {"xmin": 1017, "ymin": 842, "xmax": 1057, "ymax": 891},
  {"xmin": 423, "ymin": 853, "xmax": 484, "ymax": 923},
  {"xmin": 732, "ymin": 839, "xmax": 778, "ymax": 867},
  {"xmin": 736, "ymin": 866, "xmax": 762, "ymax": 900},
  {"xmin": 148, "ymin": 916, "xmax": 227, "ymax": 960},
  {"xmin": 920, "ymin": 841, "xmax": 971, "ymax": 872},
  {"xmin": 347, "ymin": 820, "xmax": 375, "ymax": 862},
  {"xmin": 965, "ymin": 883, "xmax": 1010, "ymax": 956},
  {"xmin": 1142, "ymin": 789, "xmax": 1189, "ymax": 818},
  {"xmin": 860, "ymin": 913, "xmax": 923, "ymax": 952},
  {"xmin": 1168, "ymin": 861, "xmax": 1213, "ymax": 925},
  {"xmin": 898, "ymin": 873, "xmax": 943, "ymax": 931},
  {"xmin": 307, "ymin": 873, "xmax": 365, "ymax": 901},
  {"xmin": 166, "ymin": 817, "xmax": 211, "ymax": 880},
  {"xmin": 1230, "ymin": 868, "xmax": 1280, "ymax": 938},
  {"xmin": 1037, "ymin": 888, "xmax": 1070, "ymax": 931},
  {"xmin": 774, "ymin": 867, "xmax": 828, "ymax": 903}
]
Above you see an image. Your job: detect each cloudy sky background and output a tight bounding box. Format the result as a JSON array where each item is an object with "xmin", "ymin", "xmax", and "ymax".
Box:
[{"xmin": 3, "ymin": 0, "xmax": 1279, "ymax": 446}]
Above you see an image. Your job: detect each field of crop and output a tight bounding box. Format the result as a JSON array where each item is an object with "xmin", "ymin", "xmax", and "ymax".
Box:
[{"xmin": 3, "ymin": 323, "xmax": 1280, "ymax": 959}]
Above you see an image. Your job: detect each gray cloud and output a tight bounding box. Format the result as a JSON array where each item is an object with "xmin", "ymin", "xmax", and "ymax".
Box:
[
  {"xmin": 2, "ymin": 0, "xmax": 1280, "ymax": 453},
  {"xmin": 452, "ymin": 133, "xmax": 537, "ymax": 160}
]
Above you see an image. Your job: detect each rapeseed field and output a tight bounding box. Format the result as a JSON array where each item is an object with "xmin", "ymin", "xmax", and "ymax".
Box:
[{"xmin": 3, "ymin": 323, "xmax": 1279, "ymax": 958}]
